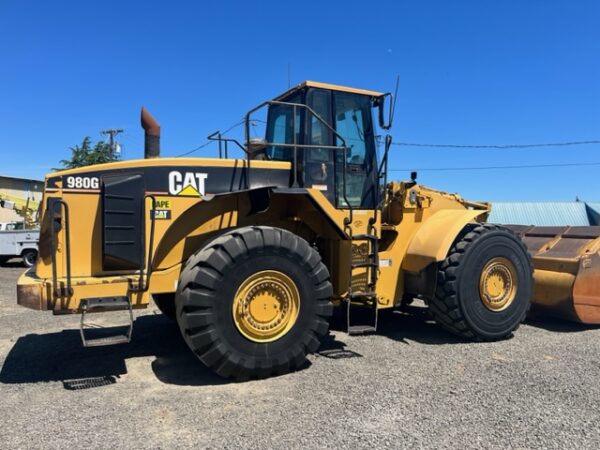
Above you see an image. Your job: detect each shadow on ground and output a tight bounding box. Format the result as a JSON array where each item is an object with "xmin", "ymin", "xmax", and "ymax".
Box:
[
  {"xmin": 0, "ymin": 312, "xmax": 353, "ymax": 389},
  {"xmin": 0, "ymin": 313, "xmax": 229, "ymax": 388},
  {"xmin": 329, "ymin": 303, "xmax": 470, "ymax": 345},
  {"xmin": 525, "ymin": 318, "xmax": 600, "ymax": 333},
  {"xmin": 0, "ymin": 260, "xmax": 26, "ymax": 269},
  {"xmin": 3, "ymin": 303, "xmax": 595, "ymax": 390}
]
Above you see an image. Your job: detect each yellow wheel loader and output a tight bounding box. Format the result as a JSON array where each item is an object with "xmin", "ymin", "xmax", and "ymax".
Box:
[{"xmin": 16, "ymin": 81, "xmax": 600, "ymax": 379}]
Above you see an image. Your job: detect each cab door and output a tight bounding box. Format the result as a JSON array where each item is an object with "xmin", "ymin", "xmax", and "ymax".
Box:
[
  {"xmin": 332, "ymin": 91, "xmax": 378, "ymax": 209},
  {"xmin": 304, "ymin": 89, "xmax": 336, "ymax": 203}
]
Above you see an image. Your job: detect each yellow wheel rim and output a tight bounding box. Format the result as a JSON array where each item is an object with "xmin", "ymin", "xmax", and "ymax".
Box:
[
  {"xmin": 479, "ymin": 257, "xmax": 518, "ymax": 311},
  {"xmin": 232, "ymin": 270, "xmax": 300, "ymax": 343}
]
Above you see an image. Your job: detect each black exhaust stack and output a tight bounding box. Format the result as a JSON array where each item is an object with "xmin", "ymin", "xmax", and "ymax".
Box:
[{"xmin": 141, "ymin": 107, "xmax": 160, "ymax": 158}]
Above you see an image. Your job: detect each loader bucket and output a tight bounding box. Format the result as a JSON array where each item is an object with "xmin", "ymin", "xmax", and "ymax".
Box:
[{"xmin": 505, "ymin": 225, "xmax": 600, "ymax": 323}]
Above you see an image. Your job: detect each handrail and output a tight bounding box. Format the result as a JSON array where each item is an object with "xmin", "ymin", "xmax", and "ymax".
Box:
[
  {"xmin": 207, "ymin": 131, "xmax": 247, "ymax": 158},
  {"xmin": 376, "ymin": 134, "xmax": 392, "ymax": 211},
  {"xmin": 49, "ymin": 199, "xmax": 72, "ymax": 298},
  {"xmin": 243, "ymin": 100, "xmax": 354, "ymax": 227},
  {"xmin": 129, "ymin": 195, "xmax": 157, "ymax": 293}
]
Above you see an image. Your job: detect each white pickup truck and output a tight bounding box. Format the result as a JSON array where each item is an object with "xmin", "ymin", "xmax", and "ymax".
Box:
[{"xmin": 0, "ymin": 222, "xmax": 39, "ymax": 267}]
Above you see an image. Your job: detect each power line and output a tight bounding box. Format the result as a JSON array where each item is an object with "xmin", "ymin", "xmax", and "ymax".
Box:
[
  {"xmin": 176, "ymin": 119, "xmax": 245, "ymax": 157},
  {"xmin": 391, "ymin": 140, "xmax": 600, "ymax": 149},
  {"xmin": 388, "ymin": 161, "xmax": 600, "ymax": 172},
  {"xmin": 176, "ymin": 141, "xmax": 212, "ymax": 157}
]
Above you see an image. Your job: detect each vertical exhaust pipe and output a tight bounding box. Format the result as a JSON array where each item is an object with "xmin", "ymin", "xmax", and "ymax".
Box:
[{"xmin": 141, "ymin": 107, "xmax": 160, "ymax": 158}]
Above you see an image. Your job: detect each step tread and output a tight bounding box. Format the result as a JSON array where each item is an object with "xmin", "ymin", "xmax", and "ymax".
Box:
[
  {"xmin": 348, "ymin": 325, "xmax": 377, "ymax": 336},
  {"xmin": 352, "ymin": 234, "xmax": 377, "ymax": 241},
  {"xmin": 348, "ymin": 292, "xmax": 377, "ymax": 299},
  {"xmin": 83, "ymin": 334, "xmax": 130, "ymax": 347},
  {"xmin": 82, "ymin": 296, "xmax": 131, "ymax": 311},
  {"xmin": 351, "ymin": 262, "xmax": 378, "ymax": 269}
]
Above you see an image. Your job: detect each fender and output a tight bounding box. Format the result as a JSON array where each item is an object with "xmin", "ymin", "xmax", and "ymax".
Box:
[
  {"xmin": 153, "ymin": 187, "xmax": 348, "ymax": 271},
  {"xmin": 402, "ymin": 209, "xmax": 486, "ymax": 273}
]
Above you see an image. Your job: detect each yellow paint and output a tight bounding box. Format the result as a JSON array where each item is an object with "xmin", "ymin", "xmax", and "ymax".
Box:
[
  {"xmin": 232, "ymin": 270, "xmax": 300, "ymax": 343},
  {"xmin": 479, "ymin": 257, "xmax": 518, "ymax": 311},
  {"xmin": 177, "ymin": 185, "xmax": 200, "ymax": 196},
  {"xmin": 49, "ymin": 157, "xmax": 291, "ymax": 178},
  {"xmin": 402, "ymin": 209, "xmax": 487, "ymax": 273},
  {"xmin": 274, "ymin": 80, "xmax": 385, "ymax": 101}
]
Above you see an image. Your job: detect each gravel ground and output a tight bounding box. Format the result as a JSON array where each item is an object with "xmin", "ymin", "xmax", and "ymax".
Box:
[{"xmin": 1, "ymin": 264, "xmax": 600, "ymax": 449}]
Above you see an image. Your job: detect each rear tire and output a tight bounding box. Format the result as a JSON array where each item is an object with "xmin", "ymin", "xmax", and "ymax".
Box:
[
  {"xmin": 22, "ymin": 249, "xmax": 37, "ymax": 268},
  {"xmin": 175, "ymin": 226, "xmax": 333, "ymax": 380},
  {"xmin": 429, "ymin": 223, "xmax": 533, "ymax": 341}
]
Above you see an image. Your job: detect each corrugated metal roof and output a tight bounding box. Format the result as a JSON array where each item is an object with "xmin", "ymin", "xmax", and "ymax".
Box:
[{"xmin": 488, "ymin": 202, "xmax": 591, "ymax": 226}]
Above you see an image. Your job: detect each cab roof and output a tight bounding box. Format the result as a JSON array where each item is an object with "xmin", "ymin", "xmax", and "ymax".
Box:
[{"xmin": 274, "ymin": 80, "xmax": 385, "ymax": 101}]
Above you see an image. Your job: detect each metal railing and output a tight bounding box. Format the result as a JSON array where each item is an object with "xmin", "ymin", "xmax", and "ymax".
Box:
[
  {"xmin": 242, "ymin": 100, "xmax": 355, "ymax": 225},
  {"xmin": 129, "ymin": 195, "xmax": 157, "ymax": 293},
  {"xmin": 49, "ymin": 198, "xmax": 72, "ymax": 298}
]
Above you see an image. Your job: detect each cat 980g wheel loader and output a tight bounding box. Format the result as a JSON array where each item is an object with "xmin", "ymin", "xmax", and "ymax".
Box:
[{"xmin": 17, "ymin": 81, "xmax": 600, "ymax": 379}]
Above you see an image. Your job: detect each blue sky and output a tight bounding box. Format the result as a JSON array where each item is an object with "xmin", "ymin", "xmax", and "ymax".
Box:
[{"xmin": 1, "ymin": 1, "xmax": 598, "ymax": 201}]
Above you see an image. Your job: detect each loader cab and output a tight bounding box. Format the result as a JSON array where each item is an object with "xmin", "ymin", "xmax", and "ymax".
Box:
[{"xmin": 262, "ymin": 81, "xmax": 384, "ymax": 209}]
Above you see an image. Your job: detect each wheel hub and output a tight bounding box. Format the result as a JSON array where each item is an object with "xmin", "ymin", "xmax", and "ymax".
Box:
[
  {"xmin": 479, "ymin": 257, "xmax": 518, "ymax": 311},
  {"xmin": 233, "ymin": 270, "xmax": 300, "ymax": 342}
]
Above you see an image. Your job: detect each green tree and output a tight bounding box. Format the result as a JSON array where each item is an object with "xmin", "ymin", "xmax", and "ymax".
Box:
[{"xmin": 57, "ymin": 137, "xmax": 118, "ymax": 169}]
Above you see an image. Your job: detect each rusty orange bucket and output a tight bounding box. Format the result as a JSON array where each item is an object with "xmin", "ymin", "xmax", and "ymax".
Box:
[{"xmin": 506, "ymin": 225, "xmax": 600, "ymax": 323}]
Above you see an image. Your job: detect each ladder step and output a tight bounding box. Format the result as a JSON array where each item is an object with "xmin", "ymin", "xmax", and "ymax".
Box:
[
  {"xmin": 80, "ymin": 296, "xmax": 133, "ymax": 347},
  {"xmin": 349, "ymin": 292, "xmax": 377, "ymax": 300},
  {"xmin": 351, "ymin": 262, "xmax": 378, "ymax": 269},
  {"xmin": 348, "ymin": 325, "xmax": 377, "ymax": 336},
  {"xmin": 352, "ymin": 234, "xmax": 377, "ymax": 241},
  {"xmin": 83, "ymin": 334, "xmax": 131, "ymax": 347},
  {"xmin": 82, "ymin": 296, "xmax": 131, "ymax": 311}
]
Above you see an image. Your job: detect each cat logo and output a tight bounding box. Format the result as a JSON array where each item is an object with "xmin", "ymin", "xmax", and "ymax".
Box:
[{"xmin": 168, "ymin": 171, "xmax": 208, "ymax": 196}]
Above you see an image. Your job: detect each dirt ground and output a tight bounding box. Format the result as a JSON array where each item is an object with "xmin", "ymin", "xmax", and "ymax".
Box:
[{"xmin": 1, "ymin": 264, "xmax": 600, "ymax": 449}]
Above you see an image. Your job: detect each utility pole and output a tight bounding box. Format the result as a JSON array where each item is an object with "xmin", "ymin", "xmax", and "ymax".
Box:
[{"xmin": 101, "ymin": 128, "xmax": 124, "ymax": 158}]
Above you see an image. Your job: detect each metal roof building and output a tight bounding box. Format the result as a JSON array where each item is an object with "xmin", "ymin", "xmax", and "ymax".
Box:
[{"xmin": 489, "ymin": 202, "xmax": 599, "ymax": 226}]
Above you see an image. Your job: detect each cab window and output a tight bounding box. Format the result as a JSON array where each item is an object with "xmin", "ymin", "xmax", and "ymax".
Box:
[
  {"xmin": 265, "ymin": 93, "xmax": 303, "ymax": 161},
  {"xmin": 333, "ymin": 92, "xmax": 376, "ymax": 208},
  {"xmin": 306, "ymin": 89, "xmax": 332, "ymax": 162}
]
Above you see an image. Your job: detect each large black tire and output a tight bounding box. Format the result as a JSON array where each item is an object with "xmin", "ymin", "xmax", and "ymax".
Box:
[
  {"xmin": 429, "ymin": 223, "xmax": 533, "ymax": 341},
  {"xmin": 152, "ymin": 294, "xmax": 176, "ymax": 320},
  {"xmin": 175, "ymin": 226, "xmax": 333, "ymax": 380},
  {"xmin": 21, "ymin": 249, "xmax": 37, "ymax": 268}
]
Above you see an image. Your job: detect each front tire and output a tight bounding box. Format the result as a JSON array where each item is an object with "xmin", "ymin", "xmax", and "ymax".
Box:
[
  {"xmin": 152, "ymin": 294, "xmax": 176, "ymax": 320},
  {"xmin": 175, "ymin": 226, "xmax": 333, "ymax": 380},
  {"xmin": 429, "ymin": 224, "xmax": 533, "ymax": 341}
]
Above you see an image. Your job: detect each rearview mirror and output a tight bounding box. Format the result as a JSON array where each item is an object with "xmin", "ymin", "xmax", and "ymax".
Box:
[{"xmin": 377, "ymin": 93, "xmax": 393, "ymax": 130}]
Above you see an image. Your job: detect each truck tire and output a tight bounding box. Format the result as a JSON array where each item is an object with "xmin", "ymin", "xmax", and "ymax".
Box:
[
  {"xmin": 175, "ymin": 226, "xmax": 333, "ymax": 380},
  {"xmin": 22, "ymin": 249, "xmax": 37, "ymax": 268},
  {"xmin": 429, "ymin": 223, "xmax": 533, "ymax": 341},
  {"xmin": 152, "ymin": 294, "xmax": 176, "ymax": 320}
]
